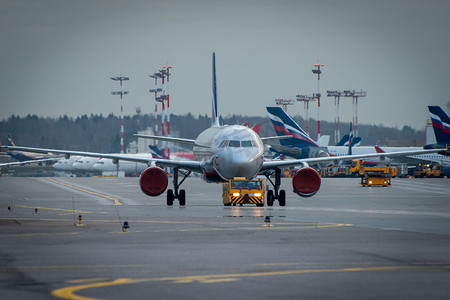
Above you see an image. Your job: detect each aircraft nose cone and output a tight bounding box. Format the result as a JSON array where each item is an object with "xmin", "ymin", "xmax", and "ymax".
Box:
[{"xmin": 215, "ymin": 151, "xmax": 262, "ymax": 179}]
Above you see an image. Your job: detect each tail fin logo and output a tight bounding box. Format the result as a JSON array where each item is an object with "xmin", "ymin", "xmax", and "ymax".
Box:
[
  {"xmin": 266, "ymin": 107, "xmax": 318, "ymax": 147},
  {"xmin": 428, "ymin": 106, "xmax": 450, "ymax": 143},
  {"xmin": 7, "ymin": 134, "xmax": 15, "ymax": 146}
]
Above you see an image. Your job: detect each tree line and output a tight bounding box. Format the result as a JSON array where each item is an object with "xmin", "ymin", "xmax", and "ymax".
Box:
[{"xmin": 0, "ymin": 113, "xmax": 425, "ymax": 153}]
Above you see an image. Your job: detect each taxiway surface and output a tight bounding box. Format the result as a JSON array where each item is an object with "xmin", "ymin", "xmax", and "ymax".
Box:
[{"xmin": 1, "ymin": 176, "xmax": 449, "ymax": 299}]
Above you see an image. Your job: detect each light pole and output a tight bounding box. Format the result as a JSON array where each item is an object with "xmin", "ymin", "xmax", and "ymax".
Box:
[{"xmin": 312, "ymin": 63, "xmax": 324, "ymax": 138}]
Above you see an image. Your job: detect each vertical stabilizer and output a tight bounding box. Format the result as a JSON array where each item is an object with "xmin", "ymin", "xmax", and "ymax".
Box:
[
  {"xmin": 429, "ymin": 106, "xmax": 450, "ymax": 144},
  {"xmin": 7, "ymin": 134, "xmax": 15, "ymax": 146},
  {"xmin": 212, "ymin": 53, "xmax": 220, "ymax": 127},
  {"xmin": 347, "ymin": 123, "xmax": 353, "ymax": 155},
  {"xmin": 266, "ymin": 107, "xmax": 318, "ymax": 147}
]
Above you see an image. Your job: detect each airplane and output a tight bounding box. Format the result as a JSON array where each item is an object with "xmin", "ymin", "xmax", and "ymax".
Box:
[
  {"xmin": 2, "ymin": 53, "xmax": 444, "ymax": 206},
  {"xmin": 267, "ymin": 106, "xmax": 343, "ymax": 159},
  {"xmin": 93, "ymin": 154, "xmax": 152, "ymax": 174},
  {"xmin": 358, "ymin": 106, "xmax": 450, "ymax": 166},
  {"xmin": 6, "ymin": 134, "xmax": 58, "ymax": 164},
  {"xmin": 53, "ymin": 156, "xmax": 83, "ymax": 172},
  {"xmin": 267, "ymin": 106, "xmax": 450, "ymax": 165},
  {"xmin": 72, "ymin": 156, "xmax": 102, "ymax": 172}
]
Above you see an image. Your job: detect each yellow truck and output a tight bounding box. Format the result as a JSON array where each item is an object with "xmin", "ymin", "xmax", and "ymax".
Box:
[
  {"xmin": 415, "ymin": 164, "xmax": 445, "ymax": 178},
  {"xmin": 222, "ymin": 177, "xmax": 265, "ymax": 206},
  {"xmin": 360, "ymin": 165, "xmax": 392, "ymax": 187},
  {"xmin": 351, "ymin": 160, "xmax": 407, "ymax": 178}
]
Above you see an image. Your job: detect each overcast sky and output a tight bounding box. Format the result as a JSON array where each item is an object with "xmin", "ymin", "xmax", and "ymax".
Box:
[{"xmin": 1, "ymin": 0, "xmax": 449, "ymax": 131}]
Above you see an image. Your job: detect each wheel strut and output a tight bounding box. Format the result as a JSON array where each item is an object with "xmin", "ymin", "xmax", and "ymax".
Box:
[
  {"xmin": 168, "ymin": 168, "xmax": 191, "ymax": 206},
  {"xmin": 264, "ymin": 168, "xmax": 286, "ymax": 206}
]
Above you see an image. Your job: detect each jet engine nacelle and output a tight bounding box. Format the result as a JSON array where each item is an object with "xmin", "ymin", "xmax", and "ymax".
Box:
[
  {"xmin": 292, "ymin": 167, "xmax": 321, "ymax": 197},
  {"xmin": 139, "ymin": 166, "xmax": 168, "ymax": 196}
]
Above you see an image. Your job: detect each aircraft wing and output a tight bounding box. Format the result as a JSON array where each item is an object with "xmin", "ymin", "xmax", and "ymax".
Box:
[
  {"xmin": 133, "ymin": 134, "xmax": 210, "ymax": 148},
  {"xmin": 0, "ymin": 157, "xmax": 58, "ymax": 167},
  {"xmin": 261, "ymin": 148, "xmax": 445, "ymax": 171},
  {"xmin": 2, "ymin": 146, "xmax": 203, "ymax": 173}
]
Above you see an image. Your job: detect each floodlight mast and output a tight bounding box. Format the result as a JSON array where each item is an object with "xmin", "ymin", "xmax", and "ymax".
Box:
[
  {"xmin": 148, "ymin": 65, "xmax": 172, "ymax": 159},
  {"xmin": 110, "ymin": 76, "xmax": 130, "ymax": 87},
  {"xmin": 327, "ymin": 89, "xmax": 367, "ymax": 139},
  {"xmin": 326, "ymin": 90, "xmax": 342, "ymax": 144},
  {"xmin": 312, "ymin": 63, "xmax": 324, "ymax": 138},
  {"xmin": 111, "ymin": 90, "xmax": 129, "ymax": 154},
  {"xmin": 275, "ymin": 98, "xmax": 295, "ymax": 112},
  {"xmin": 296, "ymin": 94, "xmax": 318, "ymax": 136},
  {"xmin": 111, "ymin": 75, "xmax": 130, "ymax": 154},
  {"xmin": 349, "ymin": 90, "xmax": 367, "ymax": 137}
]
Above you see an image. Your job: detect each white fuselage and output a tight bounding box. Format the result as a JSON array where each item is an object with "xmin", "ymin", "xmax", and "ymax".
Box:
[
  {"xmin": 193, "ymin": 125, "xmax": 265, "ymax": 182},
  {"xmin": 72, "ymin": 157, "xmax": 101, "ymax": 171},
  {"xmin": 93, "ymin": 154, "xmax": 152, "ymax": 173},
  {"xmin": 53, "ymin": 156, "xmax": 82, "ymax": 171}
]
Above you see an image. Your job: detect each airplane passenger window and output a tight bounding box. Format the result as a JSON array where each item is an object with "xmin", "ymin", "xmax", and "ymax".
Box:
[{"xmin": 229, "ymin": 140, "xmax": 240, "ymax": 147}]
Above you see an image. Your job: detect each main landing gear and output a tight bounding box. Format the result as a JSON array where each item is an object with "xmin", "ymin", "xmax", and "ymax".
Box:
[
  {"xmin": 264, "ymin": 168, "xmax": 286, "ymax": 207},
  {"xmin": 167, "ymin": 168, "xmax": 191, "ymax": 206}
]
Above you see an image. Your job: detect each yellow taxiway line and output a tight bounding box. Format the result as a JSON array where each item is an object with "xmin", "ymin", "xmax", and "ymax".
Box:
[
  {"xmin": 46, "ymin": 178, "xmax": 122, "ymax": 205},
  {"xmin": 52, "ymin": 264, "xmax": 450, "ymax": 300}
]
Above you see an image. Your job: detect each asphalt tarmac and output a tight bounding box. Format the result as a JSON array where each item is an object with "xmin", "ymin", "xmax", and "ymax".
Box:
[{"xmin": 1, "ymin": 176, "xmax": 449, "ymax": 299}]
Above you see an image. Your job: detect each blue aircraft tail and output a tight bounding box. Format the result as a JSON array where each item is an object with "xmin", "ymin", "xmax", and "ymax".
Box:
[
  {"xmin": 347, "ymin": 123, "xmax": 354, "ymax": 155},
  {"xmin": 266, "ymin": 107, "xmax": 318, "ymax": 147},
  {"xmin": 212, "ymin": 52, "xmax": 220, "ymax": 127},
  {"xmin": 428, "ymin": 106, "xmax": 450, "ymax": 146},
  {"xmin": 148, "ymin": 145, "xmax": 163, "ymax": 159},
  {"xmin": 336, "ymin": 134, "xmax": 361, "ymax": 147},
  {"xmin": 7, "ymin": 134, "xmax": 15, "ymax": 146}
]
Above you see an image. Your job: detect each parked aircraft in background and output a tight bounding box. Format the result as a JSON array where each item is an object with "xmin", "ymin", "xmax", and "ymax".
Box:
[
  {"xmin": 2, "ymin": 53, "xmax": 444, "ymax": 207},
  {"xmin": 6, "ymin": 135, "xmax": 58, "ymax": 164},
  {"xmin": 267, "ymin": 106, "xmax": 449, "ymax": 166},
  {"xmin": 53, "ymin": 156, "xmax": 82, "ymax": 172}
]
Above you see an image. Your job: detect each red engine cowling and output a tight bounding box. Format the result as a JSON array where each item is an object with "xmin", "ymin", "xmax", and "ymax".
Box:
[
  {"xmin": 292, "ymin": 167, "xmax": 321, "ymax": 197},
  {"xmin": 139, "ymin": 167, "xmax": 168, "ymax": 196}
]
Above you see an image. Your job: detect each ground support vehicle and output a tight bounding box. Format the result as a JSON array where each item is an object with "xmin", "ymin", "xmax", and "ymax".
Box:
[
  {"xmin": 321, "ymin": 166, "xmax": 350, "ymax": 177},
  {"xmin": 360, "ymin": 172, "xmax": 391, "ymax": 187},
  {"xmin": 426, "ymin": 164, "xmax": 444, "ymax": 178},
  {"xmin": 222, "ymin": 177, "xmax": 265, "ymax": 207},
  {"xmin": 360, "ymin": 165, "xmax": 392, "ymax": 187},
  {"xmin": 414, "ymin": 164, "xmax": 445, "ymax": 178}
]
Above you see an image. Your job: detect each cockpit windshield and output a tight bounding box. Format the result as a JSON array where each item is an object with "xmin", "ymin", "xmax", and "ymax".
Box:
[
  {"xmin": 229, "ymin": 140, "xmax": 240, "ymax": 147},
  {"xmin": 219, "ymin": 140, "xmax": 256, "ymax": 148}
]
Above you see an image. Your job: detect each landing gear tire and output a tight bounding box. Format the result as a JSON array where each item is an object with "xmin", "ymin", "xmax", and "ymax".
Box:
[
  {"xmin": 179, "ymin": 189, "xmax": 186, "ymax": 206},
  {"xmin": 278, "ymin": 190, "xmax": 286, "ymax": 206},
  {"xmin": 167, "ymin": 189, "xmax": 174, "ymax": 206},
  {"xmin": 267, "ymin": 190, "xmax": 274, "ymax": 207}
]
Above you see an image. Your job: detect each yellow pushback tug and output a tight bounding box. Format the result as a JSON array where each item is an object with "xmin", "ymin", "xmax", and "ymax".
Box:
[{"xmin": 222, "ymin": 177, "xmax": 265, "ymax": 206}]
